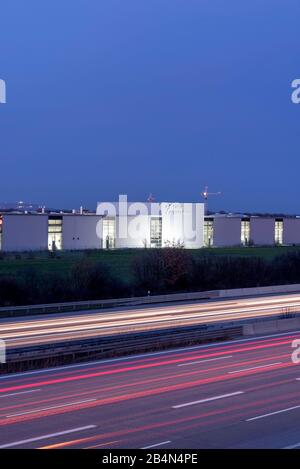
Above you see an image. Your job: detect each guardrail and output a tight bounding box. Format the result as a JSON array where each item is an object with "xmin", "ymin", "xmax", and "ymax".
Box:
[
  {"xmin": 0, "ymin": 291, "xmax": 219, "ymax": 318},
  {"xmin": 2, "ymin": 323, "xmax": 243, "ymax": 373},
  {"xmin": 1, "ymin": 283, "xmax": 300, "ymax": 319}
]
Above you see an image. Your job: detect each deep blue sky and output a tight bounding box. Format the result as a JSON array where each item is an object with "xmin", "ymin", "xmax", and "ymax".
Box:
[{"xmin": 0, "ymin": 1, "xmax": 299, "ymax": 212}]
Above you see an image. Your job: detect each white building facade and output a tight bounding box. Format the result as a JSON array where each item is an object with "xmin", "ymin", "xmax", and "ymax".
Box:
[
  {"xmin": 203, "ymin": 215, "xmax": 296, "ymax": 247},
  {"xmin": 1, "ymin": 204, "xmax": 300, "ymax": 252},
  {"xmin": 96, "ymin": 201, "xmax": 204, "ymax": 249}
]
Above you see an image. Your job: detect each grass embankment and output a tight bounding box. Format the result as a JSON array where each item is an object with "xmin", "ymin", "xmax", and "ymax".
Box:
[{"xmin": 0, "ymin": 246, "xmax": 299, "ymax": 283}]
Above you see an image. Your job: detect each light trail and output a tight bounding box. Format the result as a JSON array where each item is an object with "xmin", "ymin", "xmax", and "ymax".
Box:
[
  {"xmin": 0, "ymin": 331, "xmax": 300, "ymax": 448},
  {"xmin": 1, "ymin": 293, "xmax": 300, "ymax": 349}
]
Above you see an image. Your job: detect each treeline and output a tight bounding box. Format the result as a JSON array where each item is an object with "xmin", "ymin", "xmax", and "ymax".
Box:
[
  {"xmin": 0, "ymin": 259, "xmax": 127, "ymax": 307},
  {"xmin": 0, "ymin": 249, "xmax": 300, "ymax": 306}
]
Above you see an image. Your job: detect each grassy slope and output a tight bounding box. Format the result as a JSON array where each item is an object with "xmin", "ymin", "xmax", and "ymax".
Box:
[{"xmin": 0, "ymin": 246, "xmax": 300, "ymax": 283}]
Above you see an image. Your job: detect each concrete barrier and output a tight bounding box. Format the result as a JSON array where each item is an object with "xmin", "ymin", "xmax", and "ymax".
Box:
[
  {"xmin": 243, "ymin": 317, "xmax": 300, "ymax": 336},
  {"xmin": 220, "ymin": 284, "xmax": 300, "ymax": 298}
]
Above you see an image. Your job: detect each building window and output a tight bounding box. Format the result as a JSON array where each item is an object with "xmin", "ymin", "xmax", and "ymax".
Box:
[
  {"xmin": 150, "ymin": 217, "xmax": 162, "ymax": 248},
  {"xmin": 204, "ymin": 218, "xmax": 214, "ymax": 247},
  {"xmin": 275, "ymin": 219, "xmax": 283, "ymax": 245},
  {"xmin": 241, "ymin": 219, "xmax": 250, "ymax": 246},
  {"xmin": 48, "ymin": 216, "xmax": 63, "ymax": 251},
  {"xmin": 103, "ymin": 218, "xmax": 115, "ymax": 249}
]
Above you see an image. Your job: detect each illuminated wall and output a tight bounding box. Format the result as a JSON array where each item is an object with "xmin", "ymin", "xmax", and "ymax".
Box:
[
  {"xmin": 161, "ymin": 203, "xmax": 204, "ymax": 249},
  {"xmin": 97, "ymin": 201, "xmax": 204, "ymax": 249}
]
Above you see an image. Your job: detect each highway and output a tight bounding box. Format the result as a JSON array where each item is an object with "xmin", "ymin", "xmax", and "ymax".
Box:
[
  {"xmin": 1, "ymin": 293, "xmax": 300, "ymax": 349},
  {"xmin": 1, "ymin": 330, "xmax": 300, "ymax": 448}
]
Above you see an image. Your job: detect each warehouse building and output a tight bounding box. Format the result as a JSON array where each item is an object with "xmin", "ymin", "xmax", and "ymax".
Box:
[
  {"xmin": 203, "ymin": 214, "xmax": 300, "ymax": 247},
  {"xmin": 0, "ymin": 213, "xmax": 103, "ymax": 252},
  {"xmin": 0, "ymin": 201, "xmax": 300, "ymax": 251},
  {"xmin": 0, "ymin": 201, "xmax": 204, "ymax": 251}
]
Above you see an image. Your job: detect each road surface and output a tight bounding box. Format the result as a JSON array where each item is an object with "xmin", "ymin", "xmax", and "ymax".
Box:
[
  {"xmin": 1, "ymin": 293, "xmax": 300, "ymax": 348},
  {"xmin": 0, "ymin": 330, "xmax": 300, "ymax": 448}
]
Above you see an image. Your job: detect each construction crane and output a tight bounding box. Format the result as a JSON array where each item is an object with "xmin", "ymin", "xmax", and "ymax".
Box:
[
  {"xmin": 201, "ymin": 185, "xmax": 221, "ymax": 214},
  {"xmin": 147, "ymin": 193, "xmax": 156, "ymax": 203},
  {"xmin": 201, "ymin": 186, "xmax": 221, "ymax": 201}
]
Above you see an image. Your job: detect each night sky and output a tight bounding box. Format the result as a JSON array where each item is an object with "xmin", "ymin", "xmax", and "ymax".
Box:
[{"xmin": 0, "ymin": 1, "xmax": 299, "ymax": 213}]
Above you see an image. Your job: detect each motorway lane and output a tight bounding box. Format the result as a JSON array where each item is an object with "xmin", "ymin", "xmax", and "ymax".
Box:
[
  {"xmin": 1, "ymin": 331, "xmax": 300, "ymax": 448},
  {"xmin": 1, "ymin": 293, "xmax": 300, "ymax": 348}
]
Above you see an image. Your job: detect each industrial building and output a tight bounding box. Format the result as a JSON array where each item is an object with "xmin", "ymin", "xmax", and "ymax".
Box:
[
  {"xmin": 203, "ymin": 214, "xmax": 300, "ymax": 247},
  {"xmin": 0, "ymin": 201, "xmax": 204, "ymax": 251},
  {"xmin": 0, "ymin": 213, "xmax": 103, "ymax": 252},
  {"xmin": 0, "ymin": 200, "xmax": 300, "ymax": 251},
  {"xmin": 96, "ymin": 201, "xmax": 204, "ymax": 249}
]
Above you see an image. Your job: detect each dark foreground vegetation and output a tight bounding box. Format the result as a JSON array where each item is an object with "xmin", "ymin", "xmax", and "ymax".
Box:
[{"xmin": 0, "ymin": 247, "xmax": 300, "ymax": 306}]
